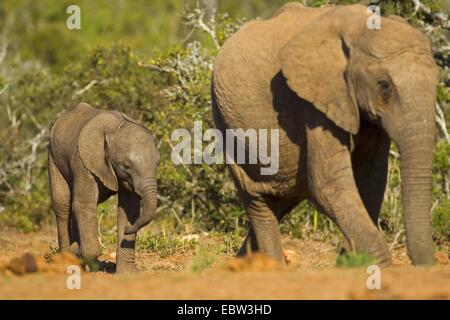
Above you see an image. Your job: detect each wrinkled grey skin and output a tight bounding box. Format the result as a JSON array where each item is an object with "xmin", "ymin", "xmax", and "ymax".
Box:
[
  {"xmin": 212, "ymin": 4, "xmax": 440, "ymax": 266},
  {"xmin": 48, "ymin": 103, "xmax": 159, "ymax": 273}
]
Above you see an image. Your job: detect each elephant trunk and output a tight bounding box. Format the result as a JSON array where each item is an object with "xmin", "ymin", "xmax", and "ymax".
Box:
[
  {"xmin": 396, "ymin": 121, "xmax": 435, "ymax": 265},
  {"xmin": 124, "ymin": 177, "xmax": 157, "ymax": 234}
]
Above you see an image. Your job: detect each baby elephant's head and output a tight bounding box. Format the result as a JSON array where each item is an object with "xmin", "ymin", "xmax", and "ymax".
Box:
[{"xmin": 78, "ymin": 112, "xmax": 159, "ymax": 234}]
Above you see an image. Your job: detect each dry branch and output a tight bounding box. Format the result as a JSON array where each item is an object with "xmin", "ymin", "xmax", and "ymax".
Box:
[
  {"xmin": 410, "ymin": 0, "xmax": 449, "ymax": 26},
  {"xmin": 0, "ymin": 43, "xmax": 7, "ymax": 65},
  {"xmin": 436, "ymin": 102, "xmax": 450, "ymax": 143}
]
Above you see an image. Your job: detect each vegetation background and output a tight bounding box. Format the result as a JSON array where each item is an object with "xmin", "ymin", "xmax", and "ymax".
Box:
[{"xmin": 0, "ymin": 1, "xmax": 449, "ymax": 258}]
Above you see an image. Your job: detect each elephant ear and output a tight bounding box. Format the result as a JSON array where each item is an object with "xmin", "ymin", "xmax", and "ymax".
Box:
[
  {"xmin": 120, "ymin": 112, "xmax": 141, "ymax": 125},
  {"xmin": 78, "ymin": 113, "xmax": 121, "ymax": 191},
  {"xmin": 280, "ymin": 17, "xmax": 359, "ymax": 134}
]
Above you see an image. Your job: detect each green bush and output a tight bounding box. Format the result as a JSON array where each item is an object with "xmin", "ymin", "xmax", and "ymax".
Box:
[
  {"xmin": 137, "ymin": 232, "xmax": 197, "ymax": 258},
  {"xmin": 432, "ymin": 199, "xmax": 450, "ymax": 243},
  {"xmin": 190, "ymin": 242, "xmax": 219, "ymax": 272}
]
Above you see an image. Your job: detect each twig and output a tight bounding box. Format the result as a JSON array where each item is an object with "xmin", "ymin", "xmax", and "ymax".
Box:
[
  {"xmin": 0, "ymin": 83, "xmax": 8, "ymax": 95},
  {"xmin": 0, "ymin": 44, "xmax": 8, "ymax": 96},
  {"xmin": 73, "ymin": 79, "xmax": 98, "ymax": 96},
  {"xmin": 389, "ymin": 150, "xmax": 399, "ymax": 159},
  {"xmin": 410, "ymin": 0, "xmax": 449, "ymax": 26},
  {"xmin": 0, "ymin": 43, "xmax": 7, "ymax": 65},
  {"xmin": 436, "ymin": 102, "xmax": 450, "ymax": 144},
  {"xmin": 430, "ymin": 199, "xmax": 439, "ymax": 215},
  {"xmin": 171, "ymin": 207, "xmax": 184, "ymax": 227},
  {"xmin": 389, "ymin": 229, "xmax": 404, "ymax": 252},
  {"xmin": 184, "ymin": 3, "xmax": 220, "ymax": 49},
  {"xmin": 197, "ymin": 14, "xmax": 220, "ymax": 50},
  {"xmin": 98, "ymin": 209, "xmax": 105, "ymax": 247}
]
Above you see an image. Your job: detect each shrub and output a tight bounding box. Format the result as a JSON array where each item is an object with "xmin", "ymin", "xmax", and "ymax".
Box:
[
  {"xmin": 432, "ymin": 199, "xmax": 450, "ymax": 243},
  {"xmin": 137, "ymin": 232, "xmax": 197, "ymax": 258},
  {"xmin": 336, "ymin": 252, "xmax": 377, "ymax": 268}
]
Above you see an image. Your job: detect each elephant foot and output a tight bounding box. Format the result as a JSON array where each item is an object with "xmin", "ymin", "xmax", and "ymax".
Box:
[
  {"xmin": 116, "ymin": 251, "xmax": 139, "ymax": 274},
  {"xmin": 339, "ymin": 237, "xmax": 392, "ymax": 268},
  {"xmin": 256, "ymin": 245, "xmax": 286, "ymax": 266},
  {"xmin": 237, "ymin": 243, "xmax": 254, "ymax": 257},
  {"xmin": 237, "ymin": 244, "xmax": 287, "ymax": 266},
  {"xmin": 116, "ymin": 262, "xmax": 139, "ymax": 274},
  {"xmin": 242, "ymin": 248, "xmax": 287, "ymax": 266},
  {"xmin": 69, "ymin": 242, "xmax": 81, "ymax": 256},
  {"xmin": 364, "ymin": 235, "xmax": 392, "ymax": 268},
  {"xmin": 377, "ymin": 256, "xmax": 392, "ymax": 268}
]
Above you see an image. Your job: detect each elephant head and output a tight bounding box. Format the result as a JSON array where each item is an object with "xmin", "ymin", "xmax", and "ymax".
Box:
[
  {"xmin": 280, "ymin": 5, "xmax": 440, "ymax": 264},
  {"xmin": 78, "ymin": 112, "xmax": 159, "ymax": 235}
]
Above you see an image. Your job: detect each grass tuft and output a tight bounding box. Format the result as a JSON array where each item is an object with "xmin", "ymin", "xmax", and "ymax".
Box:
[
  {"xmin": 336, "ymin": 252, "xmax": 377, "ymax": 268},
  {"xmin": 137, "ymin": 232, "xmax": 197, "ymax": 258}
]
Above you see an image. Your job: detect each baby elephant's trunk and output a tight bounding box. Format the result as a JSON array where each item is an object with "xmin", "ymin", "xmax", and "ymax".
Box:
[{"xmin": 124, "ymin": 177, "xmax": 157, "ymax": 234}]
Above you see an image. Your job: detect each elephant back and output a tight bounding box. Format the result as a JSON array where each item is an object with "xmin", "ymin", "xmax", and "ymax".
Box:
[{"xmin": 49, "ymin": 103, "xmax": 101, "ymax": 178}]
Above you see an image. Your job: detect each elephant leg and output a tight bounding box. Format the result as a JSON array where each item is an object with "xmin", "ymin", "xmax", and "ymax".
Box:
[
  {"xmin": 48, "ymin": 154, "xmax": 72, "ymax": 252},
  {"xmin": 237, "ymin": 225, "xmax": 258, "ymax": 256},
  {"xmin": 116, "ymin": 192, "xmax": 140, "ymax": 274},
  {"xmin": 238, "ymin": 197, "xmax": 298, "ymax": 257},
  {"xmin": 68, "ymin": 211, "xmax": 81, "ymax": 254},
  {"xmin": 352, "ymin": 124, "xmax": 390, "ymax": 225},
  {"xmin": 71, "ymin": 161, "xmax": 101, "ymax": 261},
  {"xmin": 241, "ymin": 193, "xmax": 286, "ymax": 264},
  {"xmin": 306, "ymin": 111, "xmax": 391, "ymax": 266}
]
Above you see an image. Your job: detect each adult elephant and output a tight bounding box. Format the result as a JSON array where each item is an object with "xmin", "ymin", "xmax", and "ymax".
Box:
[
  {"xmin": 212, "ymin": 3, "xmax": 440, "ymax": 266},
  {"xmin": 49, "ymin": 103, "xmax": 159, "ymax": 273}
]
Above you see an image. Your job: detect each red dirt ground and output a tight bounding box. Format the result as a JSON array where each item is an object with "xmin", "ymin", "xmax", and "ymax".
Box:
[{"xmin": 0, "ymin": 227, "xmax": 449, "ymax": 300}]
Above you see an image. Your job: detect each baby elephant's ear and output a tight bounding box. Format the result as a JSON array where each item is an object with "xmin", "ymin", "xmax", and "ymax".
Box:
[
  {"xmin": 120, "ymin": 112, "xmax": 141, "ymax": 125},
  {"xmin": 78, "ymin": 113, "xmax": 120, "ymax": 191}
]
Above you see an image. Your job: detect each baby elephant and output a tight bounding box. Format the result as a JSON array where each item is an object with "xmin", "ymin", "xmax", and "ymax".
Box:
[{"xmin": 48, "ymin": 103, "xmax": 159, "ymax": 273}]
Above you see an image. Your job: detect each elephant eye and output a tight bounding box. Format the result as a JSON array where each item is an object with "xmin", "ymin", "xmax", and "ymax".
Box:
[{"xmin": 378, "ymin": 80, "xmax": 392, "ymax": 97}]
